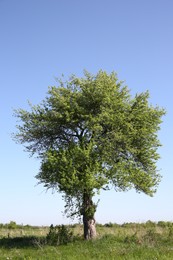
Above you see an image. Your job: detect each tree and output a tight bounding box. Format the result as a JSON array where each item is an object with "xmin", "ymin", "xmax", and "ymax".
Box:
[{"xmin": 14, "ymin": 71, "xmax": 165, "ymax": 239}]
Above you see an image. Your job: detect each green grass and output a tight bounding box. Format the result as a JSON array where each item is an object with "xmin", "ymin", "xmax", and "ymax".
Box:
[{"xmin": 1, "ymin": 222, "xmax": 173, "ymax": 259}]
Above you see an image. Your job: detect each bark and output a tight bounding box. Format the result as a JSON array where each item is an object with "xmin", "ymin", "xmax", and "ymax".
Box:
[
  {"xmin": 83, "ymin": 214, "xmax": 96, "ymax": 239},
  {"xmin": 82, "ymin": 192, "xmax": 97, "ymax": 239}
]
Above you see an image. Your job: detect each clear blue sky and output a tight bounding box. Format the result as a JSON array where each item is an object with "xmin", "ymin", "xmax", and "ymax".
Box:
[{"xmin": 1, "ymin": 0, "xmax": 173, "ymax": 226}]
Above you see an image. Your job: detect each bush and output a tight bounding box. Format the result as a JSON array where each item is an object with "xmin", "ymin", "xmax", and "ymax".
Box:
[
  {"xmin": 104, "ymin": 222, "xmax": 114, "ymax": 228},
  {"xmin": 158, "ymin": 221, "xmax": 173, "ymax": 228},
  {"xmin": 143, "ymin": 229, "xmax": 162, "ymax": 245},
  {"xmin": 145, "ymin": 220, "xmax": 156, "ymax": 228},
  {"xmin": 124, "ymin": 232, "xmax": 138, "ymax": 244},
  {"xmin": 46, "ymin": 224, "xmax": 74, "ymax": 245},
  {"xmin": 167, "ymin": 226, "xmax": 173, "ymax": 239},
  {"xmin": 8, "ymin": 221, "xmax": 17, "ymax": 229}
]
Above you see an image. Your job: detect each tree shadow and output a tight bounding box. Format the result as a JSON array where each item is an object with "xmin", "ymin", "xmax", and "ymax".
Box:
[{"xmin": 0, "ymin": 236, "xmax": 46, "ymax": 249}]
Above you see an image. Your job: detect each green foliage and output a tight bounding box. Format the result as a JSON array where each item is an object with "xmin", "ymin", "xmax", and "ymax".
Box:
[
  {"xmin": 7, "ymin": 221, "xmax": 18, "ymax": 230},
  {"xmin": 0, "ymin": 236, "xmax": 36, "ymax": 248},
  {"xmin": 104, "ymin": 222, "xmax": 114, "ymax": 227},
  {"xmin": 158, "ymin": 221, "xmax": 173, "ymax": 228},
  {"xmin": 167, "ymin": 226, "xmax": 173, "ymax": 239},
  {"xmin": 1, "ymin": 223, "xmax": 173, "ymax": 259},
  {"xmin": 13, "ymin": 70, "xmax": 165, "ymax": 221},
  {"xmin": 124, "ymin": 232, "xmax": 138, "ymax": 244},
  {"xmin": 46, "ymin": 224, "xmax": 73, "ymax": 245},
  {"xmin": 145, "ymin": 220, "xmax": 157, "ymax": 228},
  {"xmin": 143, "ymin": 229, "xmax": 162, "ymax": 245}
]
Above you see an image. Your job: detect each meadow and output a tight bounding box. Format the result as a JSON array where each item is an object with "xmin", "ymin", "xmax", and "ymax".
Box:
[{"xmin": 0, "ymin": 221, "xmax": 173, "ymax": 259}]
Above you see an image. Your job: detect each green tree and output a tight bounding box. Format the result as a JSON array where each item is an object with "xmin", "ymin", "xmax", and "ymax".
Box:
[{"xmin": 14, "ymin": 71, "xmax": 165, "ymax": 239}]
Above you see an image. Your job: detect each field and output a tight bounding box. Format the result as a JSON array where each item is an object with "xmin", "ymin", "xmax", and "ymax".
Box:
[{"xmin": 0, "ymin": 221, "xmax": 173, "ymax": 259}]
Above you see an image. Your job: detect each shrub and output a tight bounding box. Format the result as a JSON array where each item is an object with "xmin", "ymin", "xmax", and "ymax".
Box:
[
  {"xmin": 145, "ymin": 220, "xmax": 156, "ymax": 228},
  {"xmin": 104, "ymin": 222, "xmax": 114, "ymax": 228},
  {"xmin": 8, "ymin": 221, "xmax": 17, "ymax": 229},
  {"xmin": 124, "ymin": 232, "xmax": 138, "ymax": 244},
  {"xmin": 143, "ymin": 229, "xmax": 162, "ymax": 245},
  {"xmin": 167, "ymin": 226, "xmax": 173, "ymax": 239},
  {"xmin": 158, "ymin": 221, "xmax": 173, "ymax": 228},
  {"xmin": 46, "ymin": 224, "xmax": 73, "ymax": 245}
]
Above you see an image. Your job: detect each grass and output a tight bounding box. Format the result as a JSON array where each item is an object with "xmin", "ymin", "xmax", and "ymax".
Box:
[{"xmin": 0, "ymin": 222, "xmax": 173, "ymax": 259}]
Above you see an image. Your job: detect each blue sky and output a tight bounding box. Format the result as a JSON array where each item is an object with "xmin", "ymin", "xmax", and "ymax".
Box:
[{"xmin": 1, "ymin": 0, "xmax": 173, "ymax": 226}]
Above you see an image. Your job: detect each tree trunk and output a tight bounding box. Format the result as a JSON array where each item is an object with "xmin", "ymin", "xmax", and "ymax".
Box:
[
  {"xmin": 83, "ymin": 214, "xmax": 96, "ymax": 239},
  {"xmin": 82, "ymin": 192, "xmax": 97, "ymax": 239}
]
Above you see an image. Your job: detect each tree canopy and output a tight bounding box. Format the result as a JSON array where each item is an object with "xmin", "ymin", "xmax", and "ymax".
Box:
[{"xmin": 14, "ymin": 70, "xmax": 165, "ymax": 238}]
